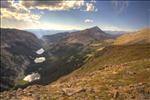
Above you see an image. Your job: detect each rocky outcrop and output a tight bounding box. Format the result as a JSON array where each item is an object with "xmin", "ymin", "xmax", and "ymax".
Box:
[{"xmin": 0, "ymin": 28, "xmax": 42, "ymax": 91}]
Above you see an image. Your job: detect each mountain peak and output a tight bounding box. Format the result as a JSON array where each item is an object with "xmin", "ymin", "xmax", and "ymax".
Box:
[
  {"xmin": 89, "ymin": 26, "xmax": 101, "ymax": 30},
  {"xmin": 64, "ymin": 26, "xmax": 111, "ymax": 45}
]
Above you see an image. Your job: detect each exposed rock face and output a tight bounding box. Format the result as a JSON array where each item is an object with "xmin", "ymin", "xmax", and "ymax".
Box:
[{"xmin": 0, "ymin": 28, "xmax": 42, "ymax": 91}]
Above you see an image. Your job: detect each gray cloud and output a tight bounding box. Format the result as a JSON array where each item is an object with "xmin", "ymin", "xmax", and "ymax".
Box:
[
  {"xmin": 21, "ymin": 0, "xmax": 84, "ymax": 11},
  {"xmin": 1, "ymin": 0, "xmax": 40, "ymax": 23},
  {"xmin": 1, "ymin": 1, "xmax": 12, "ymax": 8}
]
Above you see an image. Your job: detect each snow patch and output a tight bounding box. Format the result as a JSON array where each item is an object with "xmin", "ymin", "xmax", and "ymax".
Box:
[
  {"xmin": 34, "ymin": 57, "xmax": 46, "ymax": 63},
  {"xmin": 36, "ymin": 48, "xmax": 45, "ymax": 55},
  {"xmin": 23, "ymin": 73, "xmax": 40, "ymax": 82}
]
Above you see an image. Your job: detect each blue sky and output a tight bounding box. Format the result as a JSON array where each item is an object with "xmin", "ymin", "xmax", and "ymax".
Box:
[{"xmin": 1, "ymin": 0, "xmax": 150, "ymax": 31}]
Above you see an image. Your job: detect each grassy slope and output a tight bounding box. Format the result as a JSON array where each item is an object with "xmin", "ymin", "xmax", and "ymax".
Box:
[
  {"xmin": 114, "ymin": 28, "xmax": 150, "ymax": 45},
  {"xmin": 48, "ymin": 44, "xmax": 150, "ymax": 99},
  {"xmin": 79, "ymin": 44, "xmax": 150, "ymax": 73}
]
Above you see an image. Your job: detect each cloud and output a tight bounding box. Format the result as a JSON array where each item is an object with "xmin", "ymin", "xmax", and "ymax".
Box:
[
  {"xmin": 1, "ymin": 0, "xmax": 98, "ymax": 30},
  {"xmin": 20, "ymin": 0, "xmax": 97, "ymax": 12},
  {"xmin": 1, "ymin": 0, "xmax": 40, "ymax": 24},
  {"xmin": 86, "ymin": 3, "xmax": 95, "ymax": 12},
  {"xmin": 81, "ymin": 0, "xmax": 98, "ymax": 12},
  {"xmin": 1, "ymin": 8, "xmax": 40, "ymax": 22},
  {"xmin": 20, "ymin": 0, "xmax": 84, "ymax": 11},
  {"xmin": 112, "ymin": 1, "xmax": 128, "ymax": 14},
  {"xmin": 1, "ymin": 1, "xmax": 30, "ymax": 13},
  {"xmin": 84, "ymin": 19, "xmax": 93, "ymax": 23}
]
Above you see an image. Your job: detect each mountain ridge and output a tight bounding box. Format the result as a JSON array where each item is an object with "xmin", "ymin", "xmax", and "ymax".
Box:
[
  {"xmin": 114, "ymin": 28, "xmax": 150, "ymax": 45},
  {"xmin": 0, "ymin": 28, "xmax": 43, "ymax": 91},
  {"xmin": 43, "ymin": 26, "xmax": 112, "ymax": 45}
]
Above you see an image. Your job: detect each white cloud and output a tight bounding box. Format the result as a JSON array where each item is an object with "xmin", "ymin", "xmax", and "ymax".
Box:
[
  {"xmin": 1, "ymin": 1, "xmax": 41, "ymax": 23},
  {"xmin": 86, "ymin": 3, "xmax": 95, "ymax": 12},
  {"xmin": 20, "ymin": 0, "xmax": 98, "ymax": 12},
  {"xmin": 81, "ymin": 0, "xmax": 98, "ymax": 12},
  {"xmin": 84, "ymin": 19, "xmax": 94, "ymax": 23},
  {"xmin": 1, "ymin": 8, "xmax": 40, "ymax": 22}
]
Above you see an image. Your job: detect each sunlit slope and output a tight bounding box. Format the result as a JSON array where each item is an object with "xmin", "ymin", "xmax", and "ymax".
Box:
[
  {"xmin": 114, "ymin": 28, "xmax": 150, "ymax": 45},
  {"xmin": 73, "ymin": 44, "xmax": 150, "ymax": 73}
]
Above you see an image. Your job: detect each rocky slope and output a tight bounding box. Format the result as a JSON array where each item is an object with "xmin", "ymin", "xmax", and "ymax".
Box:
[
  {"xmin": 1, "ymin": 44, "xmax": 150, "ymax": 100},
  {"xmin": 0, "ymin": 28, "xmax": 42, "ymax": 91}
]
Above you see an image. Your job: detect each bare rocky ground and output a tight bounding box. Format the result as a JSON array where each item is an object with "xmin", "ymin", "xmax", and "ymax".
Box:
[{"xmin": 0, "ymin": 59, "xmax": 150, "ymax": 100}]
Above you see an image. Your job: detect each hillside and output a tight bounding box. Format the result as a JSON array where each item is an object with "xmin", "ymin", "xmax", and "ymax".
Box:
[
  {"xmin": 1, "ymin": 43, "xmax": 150, "ymax": 100},
  {"xmin": 65, "ymin": 26, "xmax": 111, "ymax": 45},
  {"xmin": 42, "ymin": 26, "xmax": 112, "ymax": 45},
  {"xmin": 0, "ymin": 28, "xmax": 42, "ymax": 91},
  {"xmin": 1, "ymin": 28, "xmax": 150, "ymax": 100},
  {"xmin": 26, "ymin": 26, "xmax": 114, "ymax": 86},
  {"xmin": 1, "ymin": 27, "xmax": 112, "ymax": 91},
  {"xmin": 42, "ymin": 32, "xmax": 69, "ymax": 43},
  {"xmin": 114, "ymin": 28, "xmax": 150, "ymax": 45}
]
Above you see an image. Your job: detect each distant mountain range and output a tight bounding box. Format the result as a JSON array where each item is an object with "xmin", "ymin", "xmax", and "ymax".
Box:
[
  {"xmin": 42, "ymin": 32, "xmax": 69, "ymax": 43},
  {"xmin": 25, "ymin": 28, "xmax": 129, "ymax": 39},
  {"xmin": 25, "ymin": 29, "xmax": 78, "ymax": 38},
  {"xmin": 43, "ymin": 26, "xmax": 113, "ymax": 45}
]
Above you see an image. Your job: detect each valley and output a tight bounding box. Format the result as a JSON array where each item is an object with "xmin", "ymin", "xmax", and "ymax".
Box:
[
  {"xmin": 1, "ymin": 0, "xmax": 150, "ymax": 99},
  {"xmin": 0, "ymin": 27, "xmax": 150, "ymax": 100}
]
